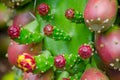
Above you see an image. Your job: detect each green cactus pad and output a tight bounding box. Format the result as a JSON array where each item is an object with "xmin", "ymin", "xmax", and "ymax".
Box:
[
  {"xmin": 14, "ymin": 28, "xmax": 43, "ymax": 44},
  {"xmin": 49, "ymin": 27, "xmax": 71, "ymax": 41},
  {"xmin": 63, "ymin": 54, "xmax": 78, "ymax": 70},
  {"xmin": 34, "ymin": 50, "xmax": 54, "ymax": 73},
  {"xmin": 72, "ymin": 12, "xmax": 84, "ymax": 23}
]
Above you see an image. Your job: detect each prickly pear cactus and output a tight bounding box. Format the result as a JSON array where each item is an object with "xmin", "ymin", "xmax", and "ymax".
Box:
[{"xmin": 4, "ymin": 0, "xmax": 119, "ymax": 80}]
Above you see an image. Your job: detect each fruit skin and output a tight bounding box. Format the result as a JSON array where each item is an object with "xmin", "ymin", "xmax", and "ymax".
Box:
[
  {"xmin": 8, "ymin": 25, "xmax": 20, "ymax": 39},
  {"xmin": 80, "ymin": 68, "xmax": 109, "ymax": 80},
  {"xmin": 38, "ymin": 3, "xmax": 50, "ymax": 16},
  {"xmin": 23, "ymin": 72, "xmax": 40, "ymax": 80},
  {"xmin": 84, "ymin": 0, "xmax": 118, "ymax": 33},
  {"xmin": 95, "ymin": 26, "xmax": 120, "ymax": 69},
  {"xmin": 54, "ymin": 55, "xmax": 66, "ymax": 68},
  {"xmin": 7, "ymin": 40, "xmax": 42, "ymax": 65},
  {"xmin": 78, "ymin": 44, "xmax": 92, "ymax": 59},
  {"xmin": 13, "ymin": 11, "xmax": 35, "ymax": 27}
]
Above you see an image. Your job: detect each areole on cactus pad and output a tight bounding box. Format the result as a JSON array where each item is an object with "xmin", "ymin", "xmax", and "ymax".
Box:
[{"xmin": 5, "ymin": 0, "xmax": 120, "ymax": 80}]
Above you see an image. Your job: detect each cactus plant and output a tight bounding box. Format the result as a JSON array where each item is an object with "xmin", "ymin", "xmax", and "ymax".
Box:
[{"xmin": 1, "ymin": 0, "xmax": 120, "ymax": 80}]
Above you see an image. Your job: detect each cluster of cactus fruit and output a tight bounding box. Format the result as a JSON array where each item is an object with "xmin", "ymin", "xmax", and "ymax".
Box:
[{"xmin": 1, "ymin": 0, "xmax": 120, "ymax": 79}]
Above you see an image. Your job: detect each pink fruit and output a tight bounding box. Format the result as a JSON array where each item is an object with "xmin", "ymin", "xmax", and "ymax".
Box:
[
  {"xmin": 78, "ymin": 44, "xmax": 93, "ymax": 59},
  {"xmin": 44, "ymin": 24, "xmax": 54, "ymax": 36},
  {"xmin": 13, "ymin": 11, "xmax": 35, "ymax": 27},
  {"xmin": 54, "ymin": 55, "xmax": 66, "ymax": 68},
  {"xmin": 80, "ymin": 68, "xmax": 109, "ymax": 80},
  {"xmin": 8, "ymin": 40, "xmax": 42, "ymax": 65},
  {"xmin": 84, "ymin": 0, "xmax": 118, "ymax": 33},
  {"xmin": 8, "ymin": 25, "xmax": 20, "ymax": 39},
  {"xmin": 37, "ymin": 3, "xmax": 50, "ymax": 16},
  {"xmin": 23, "ymin": 69, "xmax": 54, "ymax": 80},
  {"xmin": 95, "ymin": 26, "xmax": 120, "ymax": 70},
  {"xmin": 23, "ymin": 72, "xmax": 40, "ymax": 80},
  {"xmin": 65, "ymin": 8, "xmax": 75, "ymax": 19}
]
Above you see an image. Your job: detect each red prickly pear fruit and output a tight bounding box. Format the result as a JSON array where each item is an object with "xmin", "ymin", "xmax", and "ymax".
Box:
[
  {"xmin": 80, "ymin": 68, "xmax": 109, "ymax": 80},
  {"xmin": 8, "ymin": 25, "xmax": 20, "ymax": 39},
  {"xmin": 44, "ymin": 24, "xmax": 54, "ymax": 36},
  {"xmin": 37, "ymin": 3, "xmax": 50, "ymax": 16},
  {"xmin": 8, "ymin": 40, "xmax": 42, "ymax": 65},
  {"xmin": 84, "ymin": 0, "xmax": 118, "ymax": 33},
  {"xmin": 95, "ymin": 26, "xmax": 120, "ymax": 70},
  {"xmin": 23, "ymin": 72, "xmax": 40, "ymax": 80},
  {"xmin": 78, "ymin": 44, "xmax": 93, "ymax": 59},
  {"xmin": 54, "ymin": 55, "xmax": 66, "ymax": 68},
  {"xmin": 65, "ymin": 8, "xmax": 75, "ymax": 19},
  {"xmin": 13, "ymin": 11, "xmax": 35, "ymax": 27}
]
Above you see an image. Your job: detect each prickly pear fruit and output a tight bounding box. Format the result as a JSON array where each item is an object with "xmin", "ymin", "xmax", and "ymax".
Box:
[
  {"xmin": 13, "ymin": 11, "xmax": 35, "ymax": 27},
  {"xmin": 84, "ymin": 0, "xmax": 118, "ymax": 33},
  {"xmin": 95, "ymin": 26, "xmax": 120, "ymax": 70},
  {"xmin": 8, "ymin": 40, "xmax": 42, "ymax": 65},
  {"xmin": 80, "ymin": 68, "xmax": 109, "ymax": 80}
]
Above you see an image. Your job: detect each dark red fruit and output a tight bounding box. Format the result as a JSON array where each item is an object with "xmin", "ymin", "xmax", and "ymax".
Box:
[
  {"xmin": 8, "ymin": 25, "xmax": 20, "ymax": 39},
  {"xmin": 65, "ymin": 8, "xmax": 74, "ymax": 19},
  {"xmin": 95, "ymin": 26, "xmax": 120, "ymax": 70},
  {"xmin": 78, "ymin": 44, "xmax": 92, "ymax": 59},
  {"xmin": 38, "ymin": 3, "xmax": 50, "ymax": 16},
  {"xmin": 80, "ymin": 68, "xmax": 109, "ymax": 80},
  {"xmin": 84, "ymin": 0, "xmax": 117, "ymax": 33},
  {"xmin": 44, "ymin": 24, "xmax": 54, "ymax": 36},
  {"xmin": 54, "ymin": 55, "xmax": 66, "ymax": 68}
]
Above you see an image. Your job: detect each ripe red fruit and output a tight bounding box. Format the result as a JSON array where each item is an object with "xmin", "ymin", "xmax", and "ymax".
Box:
[
  {"xmin": 8, "ymin": 25, "xmax": 20, "ymax": 39},
  {"xmin": 84, "ymin": 0, "xmax": 117, "ymax": 33},
  {"xmin": 44, "ymin": 24, "xmax": 54, "ymax": 36},
  {"xmin": 54, "ymin": 55, "xmax": 66, "ymax": 68},
  {"xmin": 78, "ymin": 44, "xmax": 92, "ymax": 59},
  {"xmin": 65, "ymin": 8, "xmax": 74, "ymax": 19},
  {"xmin": 80, "ymin": 68, "xmax": 109, "ymax": 80},
  {"xmin": 95, "ymin": 26, "xmax": 120, "ymax": 70},
  {"xmin": 38, "ymin": 3, "xmax": 50, "ymax": 16}
]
